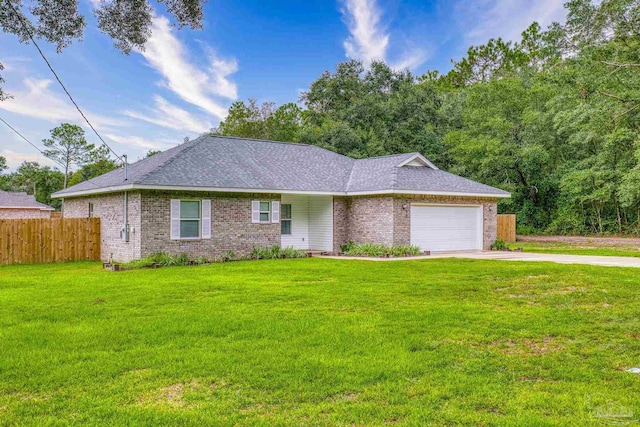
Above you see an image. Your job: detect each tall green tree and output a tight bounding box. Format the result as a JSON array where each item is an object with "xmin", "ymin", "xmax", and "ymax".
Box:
[
  {"xmin": 217, "ymin": 99, "xmax": 302, "ymax": 142},
  {"xmin": 67, "ymin": 146, "xmax": 118, "ymax": 187},
  {"xmin": 42, "ymin": 123, "xmax": 102, "ymax": 188}
]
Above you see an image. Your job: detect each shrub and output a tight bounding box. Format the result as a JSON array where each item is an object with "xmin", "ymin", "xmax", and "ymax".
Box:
[
  {"xmin": 171, "ymin": 253, "xmax": 191, "ymax": 266},
  {"xmin": 342, "ymin": 243, "xmax": 422, "ymax": 257},
  {"xmin": 389, "ymin": 244, "xmax": 422, "ymax": 257},
  {"xmin": 216, "ymin": 251, "xmax": 237, "ymax": 263},
  {"xmin": 490, "ymin": 238, "xmax": 508, "ymax": 251},
  {"xmin": 252, "ymin": 245, "xmax": 307, "ymax": 260},
  {"xmin": 340, "ymin": 240, "xmax": 355, "ymax": 253}
]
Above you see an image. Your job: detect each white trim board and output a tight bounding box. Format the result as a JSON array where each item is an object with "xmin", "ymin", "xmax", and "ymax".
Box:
[{"xmin": 53, "ymin": 184, "xmax": 510, "ymax": 199}]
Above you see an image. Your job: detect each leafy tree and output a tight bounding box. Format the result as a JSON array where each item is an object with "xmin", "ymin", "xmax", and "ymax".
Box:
[
  {"xmin": 4, "ymin": 161, "xmax": 64, "ymax": 209},
  {"xmin": 67, "ymin": 146, "xmax": 118, "ymax": 187},
  {"xmin": 42, "ymin": 123, "xmax": 102, "ymax": 188},
  {"xmin": 217, "ymin": 99, "xmax": 302, "ymax": 142},
  {"xmin": 145, "ymin": 149, "xmax": 162, "ymax": 158},
  {"xmin": 0, "ymin": 155, "xmax": 7, "ymax": 173},
  {"xmin": 0, "ymin": 0, "xmax": 206, "ymax": 97}
]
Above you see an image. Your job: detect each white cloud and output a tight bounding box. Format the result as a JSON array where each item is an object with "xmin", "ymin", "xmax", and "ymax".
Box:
[
  {"xmin": 0, "ymin": 77, "xmax": 124, "ymax": 130},
  {"xmin": 0, "ymin": 148, "xmax": 56, "ymax": 170},
  {"xmin": 137, "ymin": 15, "xmax": 238, "ymax": 119},
  {"xmin": 340, "ymin": 0, "xmax": 429, "ymax": 71},
  {"xmin": 342, "ymin": 0, "xmax": 389, "ymax": 66},
  {"xmin": 123, "ymin": 95, "xmax": 213, "ymax": 132},
  {"xmin": 456, "ymin": 0, "xmax": 567, "ymax": 45}
]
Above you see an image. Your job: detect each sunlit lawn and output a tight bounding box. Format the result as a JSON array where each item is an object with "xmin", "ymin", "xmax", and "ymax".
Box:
[{"xmin": 1, "ymin": 258, "xmax": 639, "ymax": 426}]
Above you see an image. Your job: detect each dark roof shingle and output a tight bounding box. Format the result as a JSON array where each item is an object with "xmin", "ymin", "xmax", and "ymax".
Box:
[
  {"xmin": 0, "ymin": 190, "xmax": 54, "ymax": 209},
  {"xmin": 53, "ymin": 135, "xmax": 509, "ymax": 197}
]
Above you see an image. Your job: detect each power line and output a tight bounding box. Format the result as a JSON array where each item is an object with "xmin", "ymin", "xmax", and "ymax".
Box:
[
  {"xmin": 0, "ymin": 115, "xmax": 65, "ymax": 168},
  {"xmin": 0, "ymin": 114, "xmax": 105, "ymax": 190},
  {"xmin": 4, "ymin": 0, "xmax": 124, "ymax": 164}
]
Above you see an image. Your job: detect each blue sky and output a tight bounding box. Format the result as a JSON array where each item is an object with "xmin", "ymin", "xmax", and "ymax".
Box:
[{"xmin": 0, "ymin": 0, "xmax": 566, "ymax": 170}]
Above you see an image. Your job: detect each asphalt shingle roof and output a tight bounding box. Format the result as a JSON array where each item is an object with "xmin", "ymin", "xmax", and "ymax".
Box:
[
  {"xmin": 53, "ymin": 135, "xmax": 509, "ymax": 197},
  {"xmin": 0, "ymin": 190, "xmax": 54, "ymax": 209}
]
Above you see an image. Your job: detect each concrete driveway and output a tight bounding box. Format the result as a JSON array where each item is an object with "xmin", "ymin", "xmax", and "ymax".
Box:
[
  {"xmin": 433, "ymin": 251, "xmax": 640, "ymax": 268},
  {"xmin": 321, "ymin": 251, "xmax": 640, "ymax": 268}
]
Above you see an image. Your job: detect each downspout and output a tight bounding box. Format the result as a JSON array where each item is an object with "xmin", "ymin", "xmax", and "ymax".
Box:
[{"xmin": 123, "ymin": 155, "xmax": 129, "ymax": 242}]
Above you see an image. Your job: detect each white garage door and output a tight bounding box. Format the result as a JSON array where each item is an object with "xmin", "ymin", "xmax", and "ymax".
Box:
[{"xmin": 410, "ymin": 205, "xmax": 482, "ymax": 252}]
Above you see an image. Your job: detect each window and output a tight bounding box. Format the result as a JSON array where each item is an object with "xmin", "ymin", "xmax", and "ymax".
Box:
[
  {"xmin": 259, "ymin": 201, "xmax": 270, "ymax": 223},
  {"xmin": 180, "ymin": 200, "xmax": 200, "ymax": 238},
  {"xmin": 88, "ymin": 203, "xmax": 94, "ymax": 218},
  {"xmin": 281, "ymin": 204, "xmax": 292, "ymax": 235}
]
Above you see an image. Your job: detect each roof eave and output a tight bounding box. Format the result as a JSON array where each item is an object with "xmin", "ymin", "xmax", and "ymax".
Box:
[{"xmin": 52, "ymin": 184, "xmax": 511, "ymax": 199}]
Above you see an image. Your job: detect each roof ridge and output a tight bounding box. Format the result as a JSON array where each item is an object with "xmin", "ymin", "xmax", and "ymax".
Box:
[
  {"xmin": 355, "ymin": 152, "xmax": 418, "ymax": 161},
  {"xmin": 391, "ymin": 162, "xmax": 400, "ymax": 189},
  {"xmin": 206, "ymin": 134, "xmax": 356, "ymax": 161},
  {"xmin": 206, "ymin": 133, "xmax": 313, "ymax": 147},
  {"xmin": 135, "ymin": 136, "xmax": 204, "ymax": 184}
]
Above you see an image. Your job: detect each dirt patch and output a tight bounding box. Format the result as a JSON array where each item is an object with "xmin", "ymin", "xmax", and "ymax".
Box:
[
  {"xmin": 328, "ymin": 392, "xmax": 359, "ymax": 403},
  {"xmin": 518, "ymin": 235, "xmax": 640, "ymax": 247},
  {"xmin": 492, "ymin": 337, "xmax": 566, "ymax": 356},
  {"xmin": 136, "ymin": 379, "xmax": 207, "ymax": 409}
]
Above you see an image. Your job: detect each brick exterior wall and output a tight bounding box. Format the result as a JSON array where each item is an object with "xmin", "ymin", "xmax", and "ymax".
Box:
[
  {"xmin": 332, "ymin": 197, "xmax": 349, "ymax": 252},
  {"xmin": 63, "ymin": 192, "xmax": 142, "ymax": 262},
  {"xmin": 346, "ymin": 196, "xmax": 396, "ymax": 247},
  {"xmin": 140, "ymin": 191, "xmax": 281, "ymax": 258},
  {"xmin": 333, "ymin": 194, "xmax": 498, "ymax": 251},
  {"xmin": 63, "ymin": 190, "xmax": 499, "ymax": 262},
  {"xmin": 0, "ymin": 209, "xmax": 51, "ymax": 219}
]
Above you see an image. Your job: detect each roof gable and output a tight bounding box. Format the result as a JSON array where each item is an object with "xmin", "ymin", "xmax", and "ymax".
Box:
[{"xmin": 396, "ymin": 153, "xmax": 438, "ymax": 169}]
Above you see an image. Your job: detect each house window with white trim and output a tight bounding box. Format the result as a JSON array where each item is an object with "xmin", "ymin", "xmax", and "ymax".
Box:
[
  {"xmin": 180, "ymin": 200, "xmax": 201, "ymax": 238},
  {"xmin": 259, "ymin": 201, "xmax": 270, "ymax": 223},
  {"xmin": 281, "ymin": 204, "xmax": 292, "ymax": 235}
]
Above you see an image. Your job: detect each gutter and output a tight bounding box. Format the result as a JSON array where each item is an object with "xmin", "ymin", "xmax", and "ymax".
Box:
[{"xmin": 52, "ymin": 184, "xmax": 511, "ymax": 199}]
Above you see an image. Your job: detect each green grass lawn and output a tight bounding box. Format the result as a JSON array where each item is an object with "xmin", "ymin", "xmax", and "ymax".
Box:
[
  {"xmin": 1, "ymin": 259, "xmax": 639, "ymax": 426},
  {"xmin": 513, "ymin": 241, "xmax": 640, "ymax": 258}
]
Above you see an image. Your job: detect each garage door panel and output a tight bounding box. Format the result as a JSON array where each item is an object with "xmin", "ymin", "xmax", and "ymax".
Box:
[{"xmin": 410, "ymin": 205, "xmax": 482, "ymax": 252}]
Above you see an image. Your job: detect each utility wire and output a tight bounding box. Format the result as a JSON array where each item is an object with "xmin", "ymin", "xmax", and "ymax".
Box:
[
  {"xmin": 4, "ymin": 0, "xmax": 124, "ymax": 164},
  {"xmin": 0, "ymin": 115, "xmax": 65, "ymax": 168},
  {"xmin": 0, "ymin": 114, "xmax": 103, "ymax": 189}
]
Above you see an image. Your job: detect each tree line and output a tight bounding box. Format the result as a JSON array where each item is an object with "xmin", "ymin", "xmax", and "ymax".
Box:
[{"xmin": 214, "ymin": 0, "xmax": 640, "ymax": 235}]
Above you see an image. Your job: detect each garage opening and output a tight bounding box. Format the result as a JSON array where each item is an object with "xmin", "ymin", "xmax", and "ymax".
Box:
[{"xmin": 410, "ymin": 205, "xmax": 483, "ymax": 252}]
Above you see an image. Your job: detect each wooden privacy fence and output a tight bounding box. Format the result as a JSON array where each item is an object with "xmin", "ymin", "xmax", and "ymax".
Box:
[
  {"xmin": 0, "ymin": 218, "xmax": 100, "ymax": 265},
  {"xmin": 497, "ymin": 214, "xmax": 516, "ymax": 243}
]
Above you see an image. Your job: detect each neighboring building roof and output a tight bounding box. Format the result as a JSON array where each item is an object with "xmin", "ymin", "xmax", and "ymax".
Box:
[
  {"xmin": 52, "ymin": 135, "xmax": 510, "ymax": 198},
  {"xmin": 0, "ymin": 190, "xmax": 55, "ymax": 210}
]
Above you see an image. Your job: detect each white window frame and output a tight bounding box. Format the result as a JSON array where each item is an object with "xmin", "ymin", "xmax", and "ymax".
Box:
[
  {"xmin": 179, "ymin": 199, "xmax": 201, "ymax": 239},
  {"xmin": 281, "ymin": 203, "xmax": 292, "ymax": 235},
  {"xmin": 259, "ymin": 201, "xmax": 271, "ymax": 223}
]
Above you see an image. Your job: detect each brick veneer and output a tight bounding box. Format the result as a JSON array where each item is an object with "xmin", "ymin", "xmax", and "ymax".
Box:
[
  {"xmin": 333, "ymin": 194, "xmax": 498, "ymax": 251},
  {"xmin": 64, "ymin": 190, "xmax": 498, "ymax": 262},
  {"xmin": 332, "ymin": 197, "xmax": 349, "ymax": 252},
  {"xmin": 63, "ymin": 192, "xmax": 142, "ymax": 262},
  {"xmin": 140, "ymin": 191, "xmax": 281, "ymax": 259},
  {"xmin": 0, "ymin": 209, "xmax": 51, "ymax": 219},
  {"xmin": 347, "ymin": 196, "xmax": 395, "ymax": 247}
]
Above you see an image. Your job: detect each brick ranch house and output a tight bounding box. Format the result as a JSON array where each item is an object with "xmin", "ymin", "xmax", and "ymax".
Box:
[
  {"xmin": 0, "ymin": 189, "xmax": 54, "ymax": 219},
  {"xmin": 52, "ymin": 135, "xmax": 510, "ymax": 262}
]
